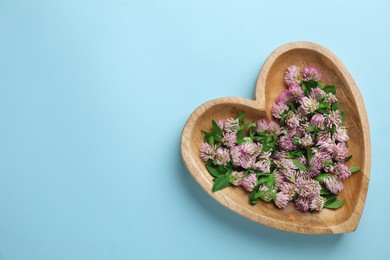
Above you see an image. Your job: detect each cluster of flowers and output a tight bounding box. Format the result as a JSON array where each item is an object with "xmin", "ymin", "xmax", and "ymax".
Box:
[{"xmin": 199, "ymin": 65, "xmax": 360, "ymax": 212}]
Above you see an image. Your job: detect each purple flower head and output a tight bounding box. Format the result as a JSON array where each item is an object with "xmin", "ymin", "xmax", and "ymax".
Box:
[
  {"xmin": 215, "ymin": 147, "xmax": 230, "ymax": 166},
  {"xmin": 253, "ymin": 158, "xmax": 271, "ymax": 173},
  {"xmin": 316, "ymin": 134, "xmax": 335, "ymax": 154},
  {"xmin": 256, "ymin": 119, "xmax": 268, "ymax": 133},
  {"xmin": 295, "ymin": 178, "xmax": 321, "ymax": 199},
  {"xmin": 324, "ymin": 175, "xmax": 344, "ymax": 194},
  {"xmin": 289, "ymin": 84, "xmax": 304, "ymax": 99},
  {"xmin": 274, "ymin": 171, "xmax": 286, "ymax": 187},
  {"xmin": 299, "ymin": 96, "xmax": 319, "ymax": 114},
  {"xmin": 310, "ymin": 196, "xmax": 325, "ymax": 211},
  {"xmin": 324, "ymin": 93, "xmax": 338, "ymax": 105},
  {"xmin": 279, "ymin": 181, "xmax": 296, "ymax": 198},
  {"xmin": 310, "ymin": 87, "xmax": 326, "ymax": 101},
  {"xmin": 333, "ymin": 163, "xmax": 351, "ymax": 181},
  {"xmin": 240, "ymin": 155, "xmax": 256, "ymax": 169},
  {"xmin": 284, "ymin": 65, "xmax": 302, "ymax": 86},
  {"xmin": 241, "ymin": 174, "xmax": 258, "ymax": 192},
  {"xmin": 333, "ymin": 142, "xmax": 348, "ymax": 162},
  {"xmin": 276, "ymin": 89, "xmax": 292, "ymax": 104},
  {"xmin": 272, "ymin": 101, "xmax": 289, "ymax": 119},
  {"xmin": 278, "ymin": 135, "xmax": 297, "ymax": 151},
  {"xmin": 275, "ymin": 159, "xmax": 297, "ymax": 180},
  {"xmin": 275, "ymin": 192, "xmax": 291, "ymax": 208},
  {"xmin": 285, "ymin": 111, "xmax": 300, "ymax": 129},
  {"xmin": 273, "ymin": 150, "xmax": 288, "ymax": 161},
  {"xmin": 310, "ymin": 114, "xmax": 325, "ymax": 130},
  {"xmin": 231, "ymin": 171, "xmax": 244, "ymax": 186},
  {"xmin": 222, "ymin": 132, "xmax": 237, "ymax": 147},
  {"xmin": 295, "ymin": 196, "xmax": 311, "ymax": 212},
  {"xmin": 230, "ymin": 145, "xmax": 242, "ymax": 167},
  {"xmin": 299, "ymin": 134, "xmax": 314, "ymax": 148},
  {"xmin": 224, "ymin": 118, "xmax": 240, "ymax": 133},
  {"xmin": 303, "ymin": 66, "xmax": 322, "ymax": 81},
  {"xmin": 326, "ymin": 111, "xmax": 342, "ymax": 128},
  {"xmin": 199, "ymin": 142, "xmax": 216, "ymax": 162},
  {"xmin": 267, "ymin": 121, "xmax": 281, "ymax": 135},
  {"xmin": 309, "ymin": 151, "xmax": 332, "ymax": 176},
  {"xmin": 334, "ymin": 126, "xmax": 349, "ymax": 143}
]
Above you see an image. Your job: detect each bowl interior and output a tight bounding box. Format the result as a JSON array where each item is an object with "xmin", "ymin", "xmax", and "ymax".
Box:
[{"xmin": 185, "ymin": 45, "xmax": 367, "ymax": 233}]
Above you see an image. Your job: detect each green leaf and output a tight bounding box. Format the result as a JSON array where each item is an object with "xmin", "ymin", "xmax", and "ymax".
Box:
[
  {"xmin": 316, "ymin": 108, "xmax": 329, "ymax": 114},
  {"xmin": 208, "ymin": 135, "xmax": 214, "ymax": 146},
  {"xmin": 319, "ymin": 101, "xmax": 331, "ymax": 109},
  {"xmin": 315, "ymin": 174, "xmax": 331, "ymax": 182},
  {"xmin": 292, "ymin": 137, "xmax": 300, "ymax": 145},
  {"xmin": 323, "ymin": 85, "xmax": 336, "ymax": 94},
  {"xmin": 306, "ymin": 148, "xmax": 312, "ymax": 164},
  {"xmin": 324, "ymin": 161, "xmax": 333, "ymax": 167},
  {"xmin": 301, "ymin": 82, "xmax": 310, "ymax": 96},
  {"xmin": 237, "ymin": 112, "xmax": 245, "ymax": 125},
  {"xmin": 292, "ymin": 159, "xmax": 307, "ymax": 171},
  {"xmin": 344, "ymin": 155, "xmax": 352, "ymax": 163},
  {"xmin": 212, "ymin": 120, "xmax": 223, "ymax": 139},
  {"xmin": 205, "ymin": 163, "xmax": 220, "ymax": 178},
  {"xmin": 212, "ymin": 175, "xmax": 231, "ymax": 192},
  {"xmin": 324, "ymin": 199, "xmax": 345, "ymax": 209},
  {"xmin": 320, "ymin": 187, "xmax": 332, "ymax": 195},
  {"xmin": 243, "ymin": 137, "xmax": 253, "ymax": 143},
  {"xmin": 331, "ymin": 102, "xmax": 339, "ymax": 111},
  {"xmin": 305, "ymin": 126, "xmax": 317, "ymax": 132},
  {"xmin": 349, "ymin": 166, "xmax": 361, "ymax": 173},
  {"xmin": 306, "ymin": 79, "xmax": 319, "ymax": 89},
  {"xmin": 241, "ymin": 122, "xmax": 256, "ymax": 130}
]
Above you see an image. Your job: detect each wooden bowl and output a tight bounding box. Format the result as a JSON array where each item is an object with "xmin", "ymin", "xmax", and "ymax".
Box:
[{"xmin": 180, "ymin": 42, "xmax": 370, "ymax": 234}]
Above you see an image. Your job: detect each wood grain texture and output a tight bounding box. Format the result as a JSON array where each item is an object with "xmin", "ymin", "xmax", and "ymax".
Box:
[{"xmin": 180, "ymin": 42, "xmax": 370, "ymax": 234}]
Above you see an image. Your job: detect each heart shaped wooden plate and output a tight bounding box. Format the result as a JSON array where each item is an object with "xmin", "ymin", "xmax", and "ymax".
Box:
[{"xmin": 181, "ymin": 42, "xmax": 370, "ymax": 234}]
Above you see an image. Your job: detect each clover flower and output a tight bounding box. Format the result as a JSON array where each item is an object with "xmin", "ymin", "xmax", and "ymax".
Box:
[
  {"xmin": 231, "ymin": 171, "xmax": 244, "ymax": 186},
  {"xmin": 199, "ymin": 143, "xmax": 216, "ymax": 162},
  {"xmin": 222, "ymin": 132, "xmax": 237, "ymax": 147},
  {"xmin": 333, "ymin": 142, "xmax": 348, "ymax": 162},
  {"xmin": 333, "ymin": 163, "xmax": 352, "ymax": 181},
  {"xmin": 310, "ymin": 196, "xmax": 325, "ymax": 211},
  {"xmin": 215, "ymin": 147, "xmax": 230, "ymax": 165},
  {"xmin": 276, "ymin": 89, "xmax": 293, "ymax": 104},
  {"xmin": 326, "ymin": 111, "xmax": 342, "ymax": 128},
  {"xmin": 310, "ymin": 114, "xmax": 325, "ymax": 130},
  {"xmin": 324, "ymin": 92, "xmax": 338, "ymax": 105},
  {"xmin": 253, "ymin": 158, "xmax": 271, "ymax": 173},
  {"xmin": 289, "ymin": 84, "xmax": 304, "ymax": 99},
  {"xmin": 256, "ymin": 119, "xmax": 268, "ymax": 133},
  {"xmin": 284, "ymin": 65, "xmax": 302, "ymax": 86},
  {"xmin": 303, "ymin": 66, "xmax": 322, "ymax": 81},
  {"xmin": 278, "ymin": 135, "xmax": 297, "ymax": 151},
  {"xmin": 324, "ymin": 175, "xmax": 344, "ymax": 194},
  {"xmin": 334, "ymin": 126, "xmax": 349, "ymax": 143},
  {"xmin": 275, "ymin": 192, "xmax": 291, "ymax": 208},
  {"xmin": 300, "ymin": 96, "xmax": 319, "ymax": 114},
  {"xmin": 272, "ymin": 101, "xmax": 289, "ymax": 118},
  {"xmin": 285, "ymin": 111, "xmax": 300, "ymax": 129},
  {"xmin": 310, "ymin": 87, "xmax": 326, "ymax": 101},
  {"xmin": 241, "ymin": 174, "xmax": 257, "ymax": 192},
  {"xmin": 224, "ymin": 118, "xmax": 240, "ymax": 133},
  {"xmin": 268, "ymin": 121, "xmax": 281, "ymax": 135},
  {"xmin": 295, "ymin": 196, "xmax": 311, "ymax": 212}
]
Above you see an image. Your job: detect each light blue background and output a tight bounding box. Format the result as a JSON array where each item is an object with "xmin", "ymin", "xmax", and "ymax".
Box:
[{"xmin": 0, "ymin": 0, "xmax": 388, "ymax": 259}]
